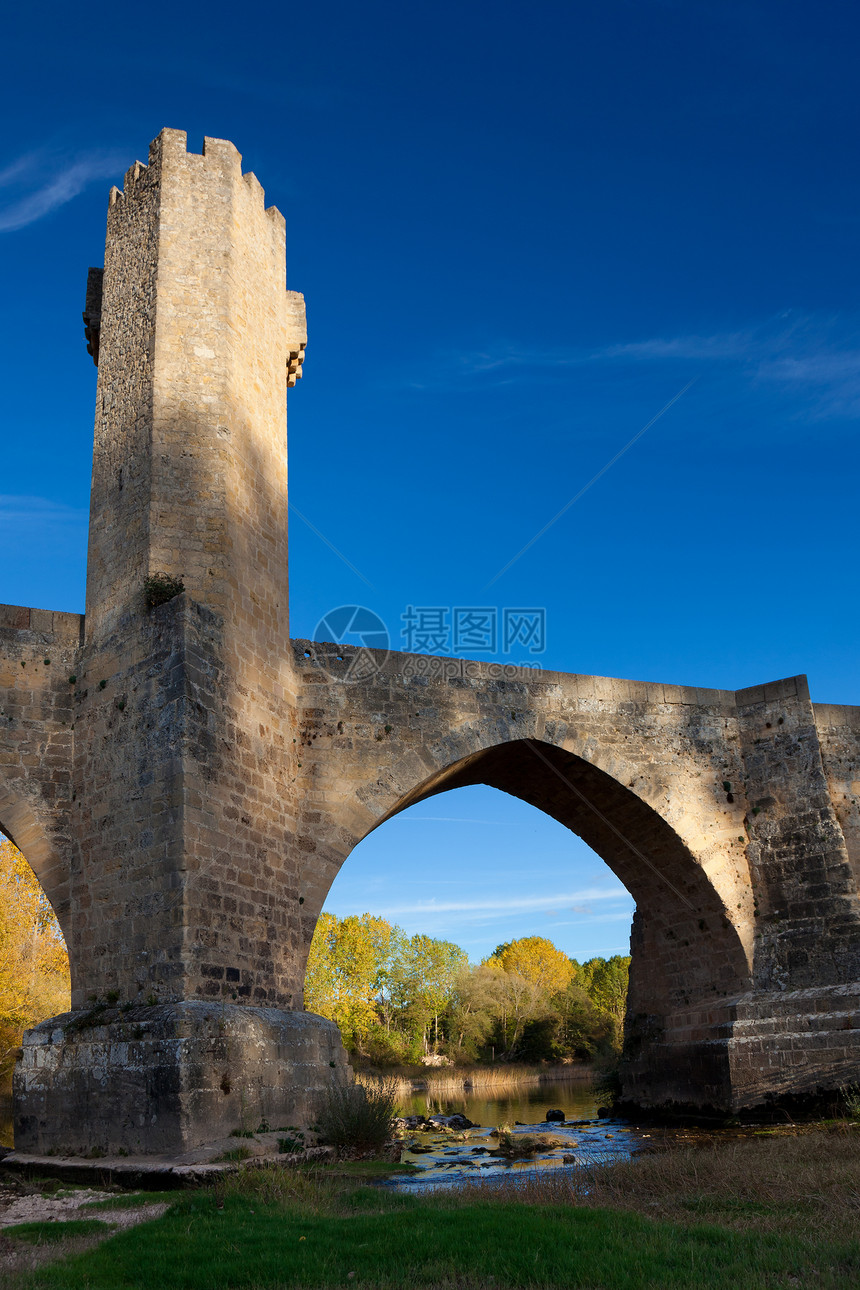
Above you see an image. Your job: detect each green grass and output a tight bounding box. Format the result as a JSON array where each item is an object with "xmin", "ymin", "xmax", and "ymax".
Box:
[
  {"xmin": 6, "ymin": 1219, "xmax": 111, "ymax": 1245},
  {"xmin": 11, "ymin": 1179, "xmax": 859, "ymax": 1289},
  {"xmin": 212, "ymin": 1145, "xmax": 255, "ymax": 1163},
  {"xmin": 319, "ymin": 1160, "xmax": 421, "ymax": 1178}
]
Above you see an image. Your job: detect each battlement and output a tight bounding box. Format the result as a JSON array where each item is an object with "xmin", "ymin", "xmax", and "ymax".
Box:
[
  {"xmin": 106, "ymin": 130, "xmax": 286, "ymax": 226},
  {"xmin": 87, "ymin": 129, "xmax": 305, "ymax": 379}
]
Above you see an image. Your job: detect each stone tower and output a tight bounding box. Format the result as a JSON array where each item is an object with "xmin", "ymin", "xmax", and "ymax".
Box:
[{"xmin": 14, "ymin": 131, "xmax": 348, "ymax": 1154}]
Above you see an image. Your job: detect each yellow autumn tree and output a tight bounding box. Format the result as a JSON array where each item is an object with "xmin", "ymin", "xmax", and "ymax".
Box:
[
  {"xmin": 304, "ymin": 912, "xmax": 398, "ymax": 1049},
  {"xmin": 488, "ymin": 936, "xmax": 574, "ymax": 996},
  {"xmin": 0, "ymin": 838, "xmax": 71, "ymax": 1088},
  {"xmin": 482, "ymin": 936, "xmax": 575, "ymax": 1054}
]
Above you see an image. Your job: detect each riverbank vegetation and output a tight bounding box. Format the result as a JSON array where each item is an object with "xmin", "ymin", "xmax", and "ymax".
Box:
[
  {"xmin": 304, "ymin": 912, "xmax": 629, "ymax": 1066},
  {"xmin": 360, "ymin": 1060, "xmax": 591, "ymax": 1100},
  {"xmin": 0, "ymin": 840, "xmax": 69, "ymax": 1092},
  {"xmin": 6, "ymin": 1129, "xmax": 859, "ymax": 1288}
]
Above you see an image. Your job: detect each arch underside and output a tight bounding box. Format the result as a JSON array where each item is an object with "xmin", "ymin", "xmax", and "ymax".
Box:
[
  {"xmin": 0, "ymin": 783, "xmax": 71, "ymax": 938},
  {"xmin": 366, "ymin": 739, "xmax": 752, "ymax": 1017}
]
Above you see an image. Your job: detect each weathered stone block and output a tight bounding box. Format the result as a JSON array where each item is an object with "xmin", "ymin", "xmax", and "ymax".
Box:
[{"xmin": 14, "ymin": 1004, "xmax": 350, "ymax": 1155}]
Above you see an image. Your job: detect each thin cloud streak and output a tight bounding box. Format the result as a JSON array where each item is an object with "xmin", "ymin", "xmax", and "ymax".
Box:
[
  {"xmin": 0, "ymin": 496, "xmax": 88, "ymax": 527},
  {"xmin": 364, "ymin": 886, "xmax": 631, "ymax": 917},
  {"xmin": 399, "ymin": 314, "xmax": 860, "ymax": 418},
  {"xmin": 390, "ymin": 815, "xmax": 537, "ymax": 826},
  {"xmin": 0, "ymin": 152, "xmax": 125, "ymax": 233}
]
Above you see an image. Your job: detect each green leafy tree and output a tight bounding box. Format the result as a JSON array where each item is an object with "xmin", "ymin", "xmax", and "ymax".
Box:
[
  {"xmin": 580, "ymin": 955, "xmax": 630, "ymax": 1050},
  {"xmin": 388, "ymin": 934, "xmax": 468, "ymax": 1054},
  {"xmin": 445, "ymin": 963, "xmax": 507, "ymax": 1058}
]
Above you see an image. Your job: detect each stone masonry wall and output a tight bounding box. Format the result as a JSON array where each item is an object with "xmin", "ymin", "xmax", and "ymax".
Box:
[
  {"xmin": 65, "ymin": 131, "xmax": 309, "ymax": 1013},
  {"xmin": 813, "ymin": 702, "xmax": 860, "ymax": 888},
  {"xmin": 287, "ymin": 644, "xmax": 758, "ymax": 1013},
  {"xmin": 84, "ymin": 156, "xmax": 159, "ymax": 642},
  {"xmin": 737, "ymin": 677, "xmax": 860, "ymax": 993}
]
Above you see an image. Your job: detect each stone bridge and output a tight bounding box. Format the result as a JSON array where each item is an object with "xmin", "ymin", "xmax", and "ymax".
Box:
[{"xmin": 2, "ymin": 130, "xmax": 860, "ymax": 1154}]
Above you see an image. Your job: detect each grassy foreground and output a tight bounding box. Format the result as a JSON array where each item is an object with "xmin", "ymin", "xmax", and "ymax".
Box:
[{"xmin": 6, "ymin": 1132, "xmax": 860, "ymax": 1290}]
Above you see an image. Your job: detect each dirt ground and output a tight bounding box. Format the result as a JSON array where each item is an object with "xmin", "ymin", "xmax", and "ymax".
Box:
[{"xmin": 0, "ymin": 1174, "xmax": 167, "ymax": 1278}]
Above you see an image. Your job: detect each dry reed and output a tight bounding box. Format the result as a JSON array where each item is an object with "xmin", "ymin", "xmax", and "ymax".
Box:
[
  {"xmin": 454, "ymin": 1126, "xmax": 860, "ymax": 1235},
  {"xmin": 358, "ymin": 1062, "xmax": 590, "ymax": 1099}
]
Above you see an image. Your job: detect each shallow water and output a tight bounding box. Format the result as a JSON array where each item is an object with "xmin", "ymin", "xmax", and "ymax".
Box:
[
  {"xmin": 401, "ymin": 1076, "xmax": 599, "ymax": 1129},
  {"xmin": 389, "ymin": 1075, "xmax": 646, "ymax": 1191}
]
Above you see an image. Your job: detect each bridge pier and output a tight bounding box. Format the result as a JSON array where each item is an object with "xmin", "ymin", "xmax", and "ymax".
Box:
[{"xmin": 14, "ymin": 1005, "xmax": 346, "ymax": 1156}]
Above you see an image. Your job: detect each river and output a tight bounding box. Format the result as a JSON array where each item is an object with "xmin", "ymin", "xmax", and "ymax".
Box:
[{"xmin": 388, "ymin": 1073, "xmax": 649, "ymax": 1190}]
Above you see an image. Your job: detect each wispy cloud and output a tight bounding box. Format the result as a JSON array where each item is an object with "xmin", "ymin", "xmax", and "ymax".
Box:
[
  {"xmin": 0, "ymin": 495, "xmax": 88, "ymax": 529},
  {"xmin": 397, "ymin": 312, "xmax": 860, "ymax": 418},
  {"xmin": 391, "ymin": 815, "xmax": 539, "ymax": 826},
  {"xmin": 540, "ymin": 911, "xmax": 635, "ymax": 927},
  {"xmin": 597, "ymin": 333, "xmax": 751, "ymax": 362},
  {"xmin": 364, "ymin": 886, "xmax": 631, "ymax": 918},
  {"xmin": 0, "ymin": 150, "xmax": 125, "ymax": 233}
]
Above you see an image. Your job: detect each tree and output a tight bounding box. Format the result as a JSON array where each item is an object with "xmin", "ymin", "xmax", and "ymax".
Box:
[
  {"xmin": 580, "ymin": 955, "xmax": 630, "ymax": 1050},
  {"xmin": 304, "ymin": 909, "xmax": 630, "ymax": 1069},
  {"xmin": 388, "ymin": 935, "xmax": 468, "ymax": 1054},
  {"xmin": 0, "ymin": 839, "xmax": 70, "ymax": 1087},
  {"xmin": 488, "ymin": 936, "xmax": 575, "ymax": 996},
  {"xmin": 444, "ymin": 963, "xmax": 503, "ymax": 1058},
  {"xmin": 304, "ymin": 912, "xmax": 399, "ymax": 1049},
  {"xmin": 481, "ymin": 936, "xmax": 575, "ymax": 1056}
]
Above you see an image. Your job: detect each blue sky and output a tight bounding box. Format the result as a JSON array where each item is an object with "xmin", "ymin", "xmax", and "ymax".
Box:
[{"xmin": 1, "ymin": 1, "xmax": 858, "ymax": 961}]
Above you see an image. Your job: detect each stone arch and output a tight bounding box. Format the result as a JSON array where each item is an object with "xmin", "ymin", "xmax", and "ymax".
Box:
[
  {"xmin": 0, "ymin": 780, "xmax": 71, "ymax": 944},
  {"xmin": 297, "ymin": 737, "xmax": 753, "ymax": 1041}
]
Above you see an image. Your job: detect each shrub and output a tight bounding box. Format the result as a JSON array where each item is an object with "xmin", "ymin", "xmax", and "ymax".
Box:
[
  {"xmin": 315, "ymin": 1078, "xmax": 398, "ymax": 1154},
  {"xmin": 592, "ymin": 1055, "xmax": 622, "ymax": 1108},
  {"xmin": 143, "ymin": 572, "xmax": 185, "ymax": 609},
  {"xmin": 839, "ymin": 1082, "xmax": 860, "ymax": 1120}
]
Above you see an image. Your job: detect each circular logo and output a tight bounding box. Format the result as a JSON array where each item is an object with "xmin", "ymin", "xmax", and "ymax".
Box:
[{"xmin": 309, "ymin": 605, "xmax": 390, "ymax": 683}]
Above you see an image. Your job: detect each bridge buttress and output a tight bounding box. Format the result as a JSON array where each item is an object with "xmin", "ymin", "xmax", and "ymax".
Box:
[{"xmin": 813, "ymin": 701, "xmax": 860, "ymax": 890}]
